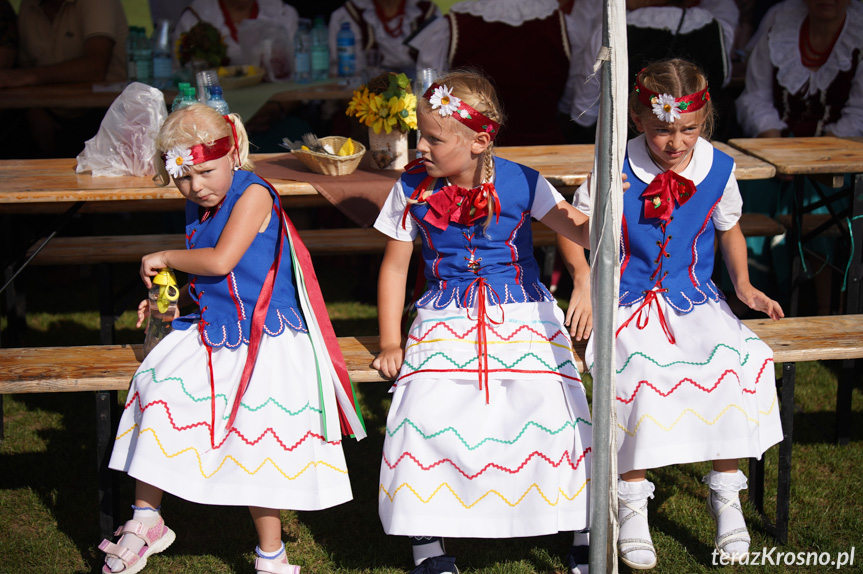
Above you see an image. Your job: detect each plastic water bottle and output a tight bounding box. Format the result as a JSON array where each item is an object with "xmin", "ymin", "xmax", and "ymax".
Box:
[
  {"xmin": 151, "ymin": 20, "xmax": 173, "ymax": 90},
  {"xmin": 143, "ymin": 268, "xmax": 179, "ymax": 358},
  {"xmin": 126, "ymin": 27, "xmax": 139, "ymax": 82},
  {"xmin": 294, "ymin": 19, "xmax": 311, "ymax": 83},
  {"xmin": 207, "ymin": 86, "xmax": 230, "ymax": 115},
  {"xmin": 132, "ymin": 26, "xmax": 153, "ymax": 84},
  {"xmin": 171, "ymin": 82, "xmax": 189, "ymax": 112},
  {"xmin": 337, "ymin": 22, "xmax": 356, "ymax": 78},
  {"xmin": 311, "ymin": 16, "xmax": 329, "ymax": 81}
]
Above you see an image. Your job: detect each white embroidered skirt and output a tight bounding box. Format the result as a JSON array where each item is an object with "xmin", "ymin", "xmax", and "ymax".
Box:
[
  {"xmin": 109, "ymin": 326, "xmax": 352, "ymax": 510},
  {"xmin": 379, "ymin": 301, "xmax": 592, "ymax": 538},
  {"xmin": 586, "ymin": 297, "xmax": 783, "ymax": 474}
]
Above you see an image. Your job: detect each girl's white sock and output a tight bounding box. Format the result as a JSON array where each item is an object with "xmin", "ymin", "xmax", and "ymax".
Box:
[
  {"xmin": 410, "ymin": 536, "xmax": 445, "ymax": 566},
  {"xmin": 105, "ymin": 506, "xmax": 161, "ymax": 572},
  {"xmin": 703, "ymin": 469, "xmax": 750, "ymax": 559},
  {"xmin": 618, "ymin": 479, "xmax": 657, "ymax": 568}
]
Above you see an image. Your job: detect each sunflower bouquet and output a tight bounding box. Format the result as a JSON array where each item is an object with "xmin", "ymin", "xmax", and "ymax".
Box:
[{"xmin": 345, "ymin": 72, "xmax": 417, "ymax": 134}]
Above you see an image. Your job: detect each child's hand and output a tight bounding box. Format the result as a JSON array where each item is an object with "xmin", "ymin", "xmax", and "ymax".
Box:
[
  {"xmin": 140, "ymin": 252, "xmax": 169, "ymax": 288},
  {"xmin": 135, "ymin": 299, "xmax": 149, "ymax": 328},
  {"xmin": 564, "ymin": 281, "xmax": 593, "ymax": 341},
  {"xmin": 736, "ymin": 283, "xmax": 784, "ymax": 321},
  {"xmin": 373, "ymin": 345, "xmax": 405, "ymax": 380},
  {"xmin": 622, "ymin": 172, "xmax": 630, "ymax": 192}
]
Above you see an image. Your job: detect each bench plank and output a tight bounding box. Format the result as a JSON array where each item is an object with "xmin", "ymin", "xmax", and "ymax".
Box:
[
  {"xmin": 1, "ymin": 316, "xmax": 860, "ymax": 394},
  {"xmin": 27, "ymin": 215, "xmax": 784, "ymax": 266}
]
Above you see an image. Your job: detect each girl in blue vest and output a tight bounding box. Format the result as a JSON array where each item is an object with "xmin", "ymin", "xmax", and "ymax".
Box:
[
  {"xmin": 100, "ymin": 104, "xmax": 365, "ymax": 574},
  {"xmin": 372, "ymin": 70, "xmax": 594, "ymax": 574},
  {"xmin": 571, "ymin": 59, "xmax": 784, "ymax": 569}
]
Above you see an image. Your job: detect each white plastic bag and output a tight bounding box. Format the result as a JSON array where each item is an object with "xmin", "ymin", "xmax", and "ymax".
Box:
[
  {"xmin": 237, "ymin": 19, "xmax": 292, "ymax": 81},
  {"xmin": 76, "ymin": 82, "xmax": 168, "ymax": 177}
]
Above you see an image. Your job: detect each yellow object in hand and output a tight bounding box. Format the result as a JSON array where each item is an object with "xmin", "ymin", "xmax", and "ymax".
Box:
[
  {"xmin": 337, "ymin": 138, "xmax": 355, "ymax": 156},
  {"xmin": 153, "ymin": 268, "xmax": 179, "ymax": 314}
]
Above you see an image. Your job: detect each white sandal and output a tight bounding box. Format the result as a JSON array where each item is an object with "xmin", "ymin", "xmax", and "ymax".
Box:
[
  {"xmin": 618, "ymin": 497, "xmax": 658, "ymax": 570},
  {"xmin": 707, "ymin": 489, "xmax": 751, "ymax": 562}
]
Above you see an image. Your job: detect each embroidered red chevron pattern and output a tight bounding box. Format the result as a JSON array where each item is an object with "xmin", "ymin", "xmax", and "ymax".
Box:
[
  {"xmin": 616, "ymin": 357, "xmax": 773, "ymax": 404},
  {"xmin": 402, "ymin": 368, "xmax": 582, "ymax": 382},
  {"xmin": 409, "ymin": 321, "xmax": 570, "ymax": 344},
  {"xmin": 124, "ymin": 394, "xmax": 342, "ymax": 449},
  {"xmin": 383, "ymin": 447, "xmax": 591, "ymax": 479}
]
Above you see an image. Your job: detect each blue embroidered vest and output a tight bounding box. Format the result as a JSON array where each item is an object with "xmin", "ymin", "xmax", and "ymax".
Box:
[
  {"xmin": 619, "ymin": 146, "xmax": 734, "ymax": 313},
  {"xmin": 173, "ymin": 170, "xmax": 307, "ymax": 346},
  {"xmin": 402, "ymin": 157, "xmax": 554, "ymax": 308}
]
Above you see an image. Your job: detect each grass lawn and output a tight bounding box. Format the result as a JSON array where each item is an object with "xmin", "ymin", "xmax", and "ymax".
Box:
[{"xmin": 1, "ymin": 256, "xmax": 861, "ymax": 573}]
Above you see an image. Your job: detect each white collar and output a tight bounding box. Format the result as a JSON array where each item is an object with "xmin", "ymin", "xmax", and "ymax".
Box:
[
  {"xmin": 769, "ymin": 0, "xmax": 863, "ymax": 95},
  {"xmin": 627, "ymin": 134, "xmax": 714, "ymax": 186},
  {"xmin": 348, "ymin": 0, "xmax": 426, "ymax": 36},
  {"xmin": 449, "ymin": 0, "xmax": 558, "ymax": 26}
]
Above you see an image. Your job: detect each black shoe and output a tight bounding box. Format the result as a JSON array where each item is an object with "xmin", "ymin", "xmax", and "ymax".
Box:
[{"xmin": 409, "ymin": 555, "xmax": 459, "ymax": 574}]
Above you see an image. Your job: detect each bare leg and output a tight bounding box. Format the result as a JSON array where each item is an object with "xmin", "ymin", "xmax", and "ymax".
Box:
[
  {"xmin": 621, "ymin": 468, "xmax": 646, "ymax": 482},
  {"xmin": 135, "ymin": 480, "xmax": 164, "ymax": 509},
  {"xmin": 249, "ymin": 507, "xmax": 283, "ymax": 553},
  {"xmin": 712, "ymin": 458, "xmax": 739, "ymax": 473}
]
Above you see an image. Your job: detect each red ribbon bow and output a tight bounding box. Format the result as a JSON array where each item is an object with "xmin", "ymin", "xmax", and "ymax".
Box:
[
  {"xmin": 422, "ymin": 182, "xmax": 500, "ymax": 230},
  {"xmin": 641, "ymin": 170, "xmax": 697, "ymax": 221}
]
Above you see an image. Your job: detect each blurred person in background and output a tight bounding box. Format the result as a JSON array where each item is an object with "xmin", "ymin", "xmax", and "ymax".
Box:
[{"xmin": 0, "ymin": 0, "xmax": 128, "ymax": 157}]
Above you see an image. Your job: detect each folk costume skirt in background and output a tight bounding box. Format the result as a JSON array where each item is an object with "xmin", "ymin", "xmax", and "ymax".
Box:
[
  {"xmin": 379, "ymin": 301, "xmax": 592, "ymax": 538},
  {"xmin": 586, "ymin": 297, "xmax": 783, "ymax": 475},
  {"xmin": 108, "ymin": 326, "xmax": 353, "ymax": 510}
]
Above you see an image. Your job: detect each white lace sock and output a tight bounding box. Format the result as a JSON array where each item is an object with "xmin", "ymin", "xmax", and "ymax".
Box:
[
  {"xmin": 703, "ymin": 469, "xmax": 750, "ymax": 559},
  {"xmin": 410, "ymin": 536, "xmax": 445, "ymax": 566},
  {"xmin": 618, "ymin": 479, "xmax": 657, "ymax": 569},
  {"xmin": 105, "ymin": 506, "xmax": 161, "ymax": 572}
]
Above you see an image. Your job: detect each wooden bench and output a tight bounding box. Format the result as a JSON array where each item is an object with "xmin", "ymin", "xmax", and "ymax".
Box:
[
  {"xmin": 2, "ymin": 315, "xmax": 860, "ymax": 542},
  {"xmin": 26, "ymin": 214, "xmax": 785, "ymax": 266}
]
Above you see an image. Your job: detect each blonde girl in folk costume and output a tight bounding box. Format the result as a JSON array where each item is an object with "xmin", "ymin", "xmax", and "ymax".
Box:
[
  {"xmin": 372, "ymin": 70, "xmax": 594, "ymax": 574},
  {"xmin": 571, "ymin": 59, "xmax": 784, "ymax": 569},
  {"xmin": 100, "ymin": 104, "xmax": 365, "ymax": 574}
]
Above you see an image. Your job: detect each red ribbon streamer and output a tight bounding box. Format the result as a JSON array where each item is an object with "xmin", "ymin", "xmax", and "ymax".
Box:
[
  {"xmin": 463, "ymin": 278, "xmax": 504, "ymax": 403},
  {"xmin": 616, "ymin": 287, "xmax": 676, "ymax": 345}
]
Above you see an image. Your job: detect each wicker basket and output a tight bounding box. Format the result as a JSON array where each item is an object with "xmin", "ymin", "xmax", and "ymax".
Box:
[{"xmin": 291, "ymin": 136, "xmax": 366, "ymax": 176}]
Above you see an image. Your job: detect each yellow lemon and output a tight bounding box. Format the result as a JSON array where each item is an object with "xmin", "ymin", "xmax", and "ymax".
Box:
[
  {"xmin": 337, "ymin": 138, "xmax": 355, "ymax": 156},
  {"xmin": 301, "ymin": 145, "xmax": 310, "ymax": 151}
]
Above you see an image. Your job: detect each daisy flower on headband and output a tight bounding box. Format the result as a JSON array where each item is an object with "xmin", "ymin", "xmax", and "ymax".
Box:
[
  {"xmin": 165, "ymin": 147, "xmax": 193, "ymax": 178},
  {"xmin": 651, "ymin": 93, "xmax": 682, "ymax": 123},
  {"xmin": 429, "ymin": 84, "xmax": 461, "ymax": 117}
]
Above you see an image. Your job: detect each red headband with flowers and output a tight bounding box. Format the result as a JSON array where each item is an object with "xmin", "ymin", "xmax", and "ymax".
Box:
[
  {"xmin": 634, "ymin": 71, "xmax": 710, "ymax": 124},
  {"xmin": 423, "ymin": 83, "xmax": 500, "ymax": 139},
  {"xmin": 163, "ymin": 116, "xmax": 240, "ymax": 178}
]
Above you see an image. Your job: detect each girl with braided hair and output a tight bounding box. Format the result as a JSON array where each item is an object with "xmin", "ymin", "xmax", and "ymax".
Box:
[{"xmin": 372, "ymin": 69, "xmax": 594, "ymax": 574}]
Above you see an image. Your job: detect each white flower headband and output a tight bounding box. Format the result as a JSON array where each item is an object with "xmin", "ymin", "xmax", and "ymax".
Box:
[
  {"xmin": 424, "ymin": 83, "xmax": 500, "ymax": 138},
  {"xmin": 164, "ymin": 147, "xmax": 193, "ymax": 178}
]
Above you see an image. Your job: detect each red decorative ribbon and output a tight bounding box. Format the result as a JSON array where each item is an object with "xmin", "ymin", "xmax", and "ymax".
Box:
[
  {"xmin": 422, "ymin": 182, "xmax": 500, "ymax": 230},
  {"xmin": 616, "ymin": 286, "xmax": 675, "ymax": 345},
  {"xmin": 641, "ymin": 170, "xmax": 697, "ymax": 221},
  {"xmin": 634, "ymin": 72, "xmax": 710, "ymax": 114},
  {"xmin": 180, "ymin": 135, "xmax": 232, "ymax": 165},
  {"xmin": 205, "ymin": 178, "xmax": 363, "ymax": 444},
  {"xmin": 265, "ymin": 178, "xmax": 361, "ymax": 436},
  {"xmin": 463, "ymin": 277, "xmax": 504, "ymax": 404},
  {"xmin": 423, "ymin": 83, "xmax": 500, "ymax": 139}
]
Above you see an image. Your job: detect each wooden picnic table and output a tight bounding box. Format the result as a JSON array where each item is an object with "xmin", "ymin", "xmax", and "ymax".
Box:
[
  {"xmin": 0, "ymin": 80, "xmax": 354, "ymax": 111},
  {"xmin": 728, "ymin": 136, "xmax": 863, "ymax": 450},
  {"xmin": 0, "ymin": 142, "xmax": 773, "ymax": 214}
]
